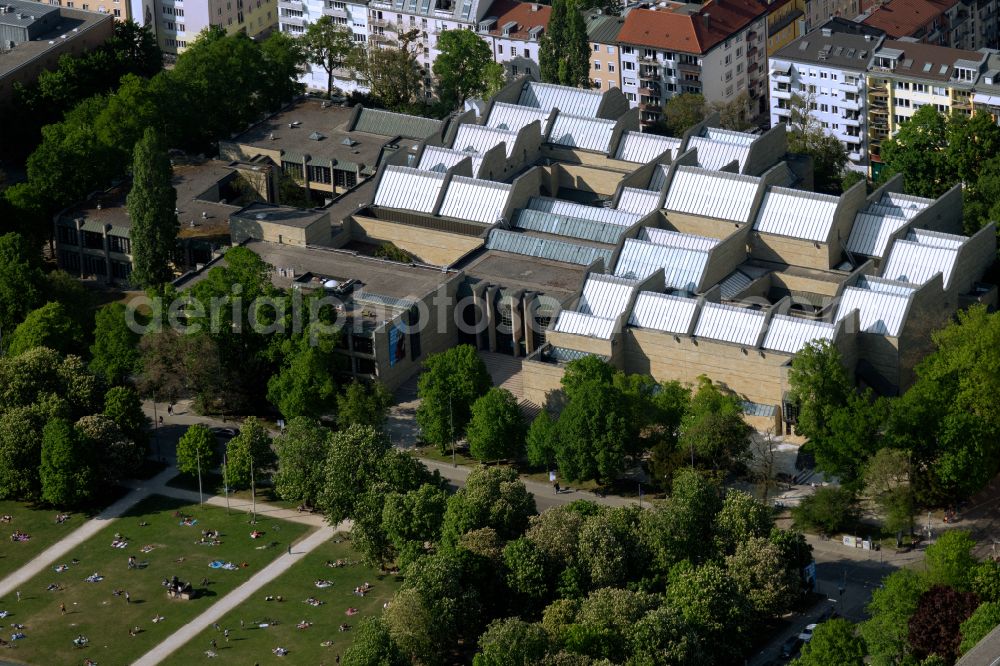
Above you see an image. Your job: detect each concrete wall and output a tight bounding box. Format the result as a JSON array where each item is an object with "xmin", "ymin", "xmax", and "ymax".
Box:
[
  {"xmin": 909, "ymin": 184, "xmax": 964, "ymax": 235},
  {"xmin": 750, "ymin": 232, "xmax": 833, "ymax": 270},
  {"xmin": 544, "ymin": 330, "xmax": 619, "ymax": 363},
  {"xmin": 702, "ymin": 225, "xmax": 752, "ymax": 290},
  {"xmin": 743, "ymin": 123, "xmax": 788, "ymax": 176},
  {"xmin": 231, "ymin": 213, "xmax": 331, "ymax": 247},
  {"xmin": 950, "ymin": 223, "xmax": 997, "ymax": 297},
  {"xmin": 666, "ymin": 211, "xmax": 746, "ymax": 240},
  {"xmin": 347, "ymin": 214, "xmax": 484, "ymax": 266},
  {"xmin": 549, "ymin": 161, "xmax": 629, "ymax": 196},
  {"xmin": 522, "ymin": 356, "xmax": 567, "ymax": 407}
]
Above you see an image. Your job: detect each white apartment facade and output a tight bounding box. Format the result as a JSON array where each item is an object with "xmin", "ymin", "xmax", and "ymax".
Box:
[
  {"xmin": 129, "ymin": 0, "xmax": 277, "ymax": 55},
  {"xmin": 770, "ymin": 18, "xmax": 885, "ymax": 169},
  {"xmin": 282, "ymin": 0, "xmax": 370, "ymax": 93},
  {"xmin": 477, "ymin": 1, "xmax": 550, "ymax": 81}
]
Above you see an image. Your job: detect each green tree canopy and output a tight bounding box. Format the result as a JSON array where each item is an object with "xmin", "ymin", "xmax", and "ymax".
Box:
[
  {"xmin": 0, "ymin": 404, "xmax": 53, "ymax": 501},
  {"xmin": 6, "ymin": 301, "xmax": 84, "ymax": 357},
  {"xmin": 416, "ymin": 344, "xmax": 492, "ymax": 452},
  {"xmin": 793, "ymin": 618, "xmax": 865, "ymax": 666},
  {"xmin": 266, "ymin": 325, "xmax": 339, "ymax": 420},
  {"xmin": 678, "ymin": 377, "xmax": 751, "ymax": 474},
  {"xmin": 318, "ymin": 424, "xmax": 392, "ymax": 523},
  {"xmin": 441, "ymin": 465, "xmax": 536, "ymax": 545},
  {"xmin": 666, "ymin": 560, "xmax": 751, "ymax": 663},
  {"xmin": 880, "ymin": 105, "xmax": 954, "ymax": 198},
  {"xmin": 103, "ymin": 385, "xmax": 148, "ymax": 448},
  {"xmin": 176, "ymin": 424, "xmax": 216, "ymax": 478},
  {"xmin": 726, "ymin": 536, "xmax": 797, "ymax": 619},
  {"xmin": 382, "ymin": 483, "xmax": 449, "ymax": 566},
  {"xmin": 786, "ymin": 93, "xmax": 849, "ymax": 194},
  {"xmin": 90, "ymin": 303, "xmax": 141, "ymax": 386},
  {"xmin": 301, "ymin": 16, "xmax": 354, "ymax": 99},
  {"xmin": 342, "ymin": 617, "xmax": 408, "ymax": 666},
  {"xmin": 959, "ymin": 601, "xmax": 1000, "ymax": 656},
  {"xmin": 272, "ymin": 417, "xmax": 330, "ymax": 508},
  {"xmin": 0, "ymin": 347, "xmax": 99, "ymax": 419},
  {"xmin": 467, "ymin": 387, "xmax": 525, "ymax": 462},
  {"xmin": 433, "ymin": 29, "xmax": 498, "ymax": 108},
  {"xmin": 861, "ymin": 568, "xmax": 928, "ymax": 666},
  {"xmin": 925, "ymin": 530, "xmax": 977, "ymax": 591},
  {"xmin": 664, "ymin": 93, "xmax": 708, "ymax": 136},
  {"xmin": 791, "ymin": 486, "xmax": 855, "ymax": 534},
  {"xmin": 474, "ymin": 617, "xmax": 550, "ymax": 666},
  {"xmin": 225, "ymin": 416, "xmax": 274, "ymax": 489},
  {"xmin": 40, "ymin": 417, "xmax": 94, "ymax": 507},
  {"xmin": 539, "ymin": 0, "xmax": 589, "ymax": 87},
  {"xmin": 0, "ymin": 233, "xmax": 44, "ymax": 334},
  {"xmin": 127, "ymin": 128, "xmax": 177, "ymax": 287},
  {"xmin": 641, "ymin": 469, "xmax": 721, "ymax": 571},
  {"xmin": 350, "ymin": 38, "xmax": 422, "ymax": 111},
  {"xmin": 713, "ymin": 489, "xmax": 774, "ymax": 555},
  {"xmin": 337, "ymin": 380, "xmax": 392, "ymax": 431}
]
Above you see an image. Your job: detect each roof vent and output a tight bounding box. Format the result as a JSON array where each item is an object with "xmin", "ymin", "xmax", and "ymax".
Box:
[
  {"xmin": 702, "ymin": 12, "xmax": 710, "ymax": 28},
  {"xmin": 340, "ymin": 137, "xmax": 358, "ymax": 146},
  {"xmin": 309, "ymin": 131, "xmax": 326, "ymax": 141},
  {"xmin": 256, "ymin": 212, "xmax": 268, "ymax": 220},
  {"xmin": 822, "ymin": 27, "xmax": 832, "ymax": 36}
]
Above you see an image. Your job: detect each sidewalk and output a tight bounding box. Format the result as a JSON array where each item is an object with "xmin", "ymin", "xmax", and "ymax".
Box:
[
  {"xmin": 0, "ymin": 467, "xmax": 177, "ymax": 602},
  {"xmin": 131, "ymin": 524, "xmax": 338, "ymax": 666}
]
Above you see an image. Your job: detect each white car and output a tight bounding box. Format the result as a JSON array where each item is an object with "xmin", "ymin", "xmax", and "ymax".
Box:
[{"xmin": 798, "ymin": 623, "xmax": 818, "ymax": 642}]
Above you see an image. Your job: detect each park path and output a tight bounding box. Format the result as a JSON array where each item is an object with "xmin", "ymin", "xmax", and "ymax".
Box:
[
  {"xmin": 149, "ymin": 483, "xmax": 327, "ymax": 528},
  {"xmin": 0, "ymin": 467, "xmax": 177, "ymax": 602},
  {"xmin": 131, "ymin": 523, "xmax": 340, "ymax": 666}
]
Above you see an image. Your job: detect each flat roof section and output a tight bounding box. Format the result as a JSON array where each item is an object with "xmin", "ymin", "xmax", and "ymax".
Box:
[
  {"xmin": 0, "ymin": 7, "xmax": 109, "ymax": 78},
  {"xmin": 232, "ymin": 202, "xmax": 328, "ymax": 229},
  {"xmin": 461, "ymin": 250, "xmax": 587, "ymax": 304}
]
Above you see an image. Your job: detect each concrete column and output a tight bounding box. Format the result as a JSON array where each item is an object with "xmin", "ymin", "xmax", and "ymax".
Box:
[
  {"xmin": 485, "ymin": 285, "xmax": 499, "ymax": 352},
  {"xmin": 523, "ymin": 291, "xmax": 538, "ymax": 356},
  {"xmin": 102, "ymin": 227, "xmax": 113, "ymax": 282},
  {"xmin": 510, "ymin": 289, "xmax": 525, "ymax": 358},
  {"xmin": 471, "ymin": 283, "xmax": 489, "ymax": 351}
]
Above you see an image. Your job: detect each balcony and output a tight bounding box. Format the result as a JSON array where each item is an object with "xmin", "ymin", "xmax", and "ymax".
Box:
[
  {"xmin": 324, "ymin": 4, "xmax": 348, "ymax": 16},
  {"xmin": 280, "ymin": 13, "xmax": 306, "ymax": 25},
  {"xmin": 369, "ymin": 17, "xmax": 390, "ymax": 27},
  {"xmin": 369, "ymin": 31, "xmax": 392, "ymax": 43},
  {"xmin": 774, "ymin": 107, "xmax": 791, "ymax": 117},
  {"xmin": 279, "ymin": 0, "xmax": 303, "ymax": 9},
  {"xmin": 771, "ymin": 72, "xmax": 791, "ymax": 84},
  {"xmin": 639, "ymin": 85, "xmax": 660, "ymax": 96},
  {"xmin": 772, "ymin": 88, "xmax": 792, "ymax": 99},
  {"xmin": 848, "ymin": 151, "xmax": 863, "ymax": 162},
  {"xmin": 840, "ymin": 98, "xmax": 861, "ymax": 111},
  {"xmin": 842, "ymin": 116, "xmax": 862, "ymax": 127}
]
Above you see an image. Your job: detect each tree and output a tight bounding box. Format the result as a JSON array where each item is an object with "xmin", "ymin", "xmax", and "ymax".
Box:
[
  {"xmin": 351, "ymin": 38, "xmax": 422, "ymax": 111},
  {"xmin": 127, "ymin": 128, "xmax": 177, "ymax": 287},
  {"xmin": 0, "ymin": 233, "xmax": 43, "ymax": 334},
  {"xmin": 787, "ymin": 340, "xmax": 852, "ymax": 445},
  {"xmin": 641, "ymin": 469, "xmax": 721, "ymax": 571},
  {"xmin": 791, "ymin": 487, "xmax": 855, "ymax": 534},
  {"xmin": 441, "ymin": 465, "xmax": 536, "ymax": 545},
  {"xmin": 342, "ymin": 617, "xmax": 408, "ymax": 666},
  {"xmin": 139, "ymin": 330, "xmax": 223, "ymax": 409},
  {"xmin": 908, "ymin": 585, "xmax": 980, "ymax": 663},
  {"xmin": 959, "ymin": 601, "xmax": 1000, "ymax": 656},
  {"xmin": 793, "ymin": 618, "xmax": 865, "ymax": 666},
  {"xmin": 712, "ymin": 91, "xmax": 754, "ymax": 131},
  {"xmin": 925, "ymin": 530, "xmax": 977, "ymax": 591},
  {"xmin": 382, "ymin": 483, "xmax": 449, "ymax": 566},
  {"xmin": 90, "ymin": 303, "xmax": 141, "ymax": 386},
  {"xmin": 539, "ymin": 0, "xmax": 589, "ymax": 87},
  {"xmin": 725, "ymin": 536, "xmax": 796, "ymax": 619},
  {"xmin": 434, "ymin": 29, "xmax": 497, "ymax": 108},
  {"xmin": 301, "ymin": 16, "xmax": 355, "ymax": 99},
  {"xmin": 103, "ymin": 385, "xmax": 148, "ymax": 448},
  {"xmin": 865, "ymin": 448, "xmax": 914, "ymax": 534},
  {"xmin": 267, "ymin": 325, "xmax": 339, "ymax": 420},
  {"xmin": 666, "ymin": 561, "xmax": 751, "ymax": 663},
  {"xmin": 0, "ymin": 347, "xmax": 100, "ymax": 419},
  {"xmin": 75, "ymin": 414, "xmax": 141, "ymax": 486},
  {"xmin": 885, "ymin": 306, "xmax": 1000, "ymax": 501},
  {"xmin": 467, "ymin": 387, "xmax": 525, "ymax": 462},
  {"xmin": 0, "ymin": 404, "xmax": 51, "ymax": 501},
  {"xmin": 526, "ymin": 410, "xmax": 558, "ymax": 468},
  {"xmin": 337, "ymin": 380, "xmax": 392, "ymax": 431},
  {"xmin": 713, "ymin": 489, "xmax": 774, "ymax": 556},
  {"xmin": 862, "ymin": 568, "xmax": 928, "ymax": 666},
  {"xmin": 663, "ymin": 93, "xmax": 708, "ymax": 136},
  {"xmin": 176, "ymin": 424, "xmax": 215, "ymax": 477},
  {"xmin": 504, "ymin": 537, "xmax": 551, "ymax": 603},
  {"xmin": 319, "ymin": 424, "xmax": 392, "ymax": 523},
  {"xmin": 416, "ymin": 344, "xmax": 492, "ymax": 453},
  {"xmin": 272, "ymin": 417, "xmax": 330, "ymax": 507},
  {"xmin": 6, "ymin": 302, "xmax": 84, "ymax": 357},
  {"xmin": 225, "ymin": 417, "xmax": 274, "ymax": 489},
  {"xmin": 474, "ymin": 618, "xmax": 549, "ymax": 666},
  {"xmin": 786, "ymin": 93, "xmax": 849, "ymax": 194},
  {"xmin": 880, "ymin": 106, "xmax": 954, "ymax": 198},
  {"xmin": 678, "ymin": 377, "xmax": 751, "ymax": 474},
  {"xmin": 567, "ymin": 588, "xmax": 658, "ymax": 662},
  {"xmin": 40, "ymin": 418, "xmax": 94, "ymax": 507},
  {"xmin": 973, "ymin": 560, "xmax": 1000, "ymax": 603}
]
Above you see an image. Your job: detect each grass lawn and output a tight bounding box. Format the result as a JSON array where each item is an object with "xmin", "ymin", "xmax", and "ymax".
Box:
[
  {"xmin": 0, "ymin": 494, "xmax": 310, "ymax": 666},
  {"xmin": 168, "ymin": 535, "xmax": 402, "ymax": 664},
  {"xmin": 0, "ymin": 501, "xmax": 93, "ymax": 577}
]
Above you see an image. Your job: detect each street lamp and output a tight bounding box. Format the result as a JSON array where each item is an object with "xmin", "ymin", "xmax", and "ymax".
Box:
[{"xmin": 196, "ymin": 445, "xmax": 203, "ymax": 504}]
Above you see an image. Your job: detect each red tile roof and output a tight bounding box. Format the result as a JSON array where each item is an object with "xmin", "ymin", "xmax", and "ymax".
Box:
[
  {"xmin": 617, "ymin": 0, "xmax": 767, "ymax": 54},
  {"xmin": 861, "ymin": 0, "xmax": 957, "ymax": 38},
  {"xmin": 484, "ymin": 0, "xmax": 552, "ymax": 39}
]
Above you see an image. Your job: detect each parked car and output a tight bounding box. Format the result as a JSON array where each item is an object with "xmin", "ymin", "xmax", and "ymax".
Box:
[
  {"xmin": 780, "ymin": 635, "xmax": 803, "ymax": 658},
  {"xmin": 798, "ymin": 623, "xmax": 818, "ymax": 643},
  {"xmin": 210, "ymin": 427, "xmax": 239, "ymax": 440}
]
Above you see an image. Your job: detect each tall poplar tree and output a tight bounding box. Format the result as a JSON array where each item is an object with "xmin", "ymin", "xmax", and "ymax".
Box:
[
  {"xmin": 127, "ymin": 127, "xmax": 177, "ymax": 287},
  {"xmin": 539, "ymin": 0, "xmax": 591, "ymax": 88}
]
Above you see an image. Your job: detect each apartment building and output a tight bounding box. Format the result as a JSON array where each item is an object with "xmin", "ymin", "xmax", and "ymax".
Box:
[
  {"xmin": 283, "ymin": 0, "xmax": 369, "ymax": 94},
  {"xmin": 770, "ymin": 18, "xmax": 885, "ymax": 170},
  {"xmin": 860, "ymin": 0, "xmax": 998, "ymax": 51},
  {"xmin": 766, "ymin": 0, "xmax": 806, "ymax": 56},
  {"xmin": 583, "ymin": 8, "xmax": 624, "ymax": 92},
  {"xmin": 972, "ymin": 50, "xmax": 1000, "ymax": 117},
  {"xmin": 45, "ymin": 0, "xmax": 131, "ymax": 21},
  {"xmin": 801, "ymin": 0, "xmax": 856, "ymax": 33},
  {"xmin": 137, "ymin": 0, "xmax": 277, "ymax": 56},
  {"xmin": 366, "ymin": 0, "xmax": 491, "ymax": 98},
  {"xmin": 617, "ymin": 0, "xmax": 769, "ymax": 127},
  {"xmin": 867, "ymin": 40, "xmax": 985, "ymax": 171},
  {"xmin": 478, "ymin": 0, "xmax": 549, "ymax": 80}
]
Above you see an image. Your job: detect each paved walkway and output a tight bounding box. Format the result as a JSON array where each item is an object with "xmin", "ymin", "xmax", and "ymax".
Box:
[
  {"xmin": 150, "ymin": 483, "xmax": 327, "ymax": 529},
  {"xmin": 0, "ymin": 467, "xmax": 177, "ymax": 602},
  {"xmin": 131, "ymin": 524, "xmax": 339, "ymax": 666}
]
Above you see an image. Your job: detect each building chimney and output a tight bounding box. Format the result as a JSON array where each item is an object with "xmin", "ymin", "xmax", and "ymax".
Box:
[
  {"xmin": 822, "ymin": 26, "xmax": 832, "ymax": 36},
  {"xmin": 703, "ymin": 11, "xmax": 710, "ymax": 28},
  {"xmin": 531, "ymin": 2, "xmax": 538, "ymax": 10}
]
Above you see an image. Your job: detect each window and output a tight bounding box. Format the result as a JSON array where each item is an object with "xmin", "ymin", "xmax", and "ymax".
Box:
[
  {"xmin": 623, "ymin": 61, "xmax": 634, "ymax": 71},
  {"xmin": 497, "ymin": 44, "xmax": 503, "ymax": 54},
  {"xmin": 308, "ymin": 165, "xmax": 331, "ymax": 184},
  {"xmin": 82, "ymin": 3, "xmax": 88, "ymax": 9},
  {"xmin": 832, "ymin": 105, "xmax": 838, "ymax": 113},
  {"xmin": 626, "ymin": 92, "xmax": 636, "ymax": 101},
  {"xmin": 820, "ymin": 72, "xmax": 828, "ymax": 79},
  {"xmin": 644, "ymin": 48, "xmax": 654, "ymax": 59},
  {"xmin": 736, "ymin": 63, "xmax": 742, "ymax": 74},
  {"xmin": 933, "ymin": 86, "xmax": 947, "ymax": 95},
  {"xmin": 594, "ymin": 61, "xmax": 601, "ymax": 71},
  {"xmin": 82, "ymin": 255, "xmax": 106, "ymax": 277},
  {"xmin": 111, "ymin": 261, "xmax": 131, "ymax": 281},
  {"xmin": 736, "ymin": 47, "xmax": 742, "ymax": 57},
  {"xmin": 113, "ymin": 8, "xmax": 120, "ymax": 15},
  {"xmin": 726, "ymin": 85, "xmax": 733, "ymax": 96},
  {"xmin": 523, "ymin": 48, "xmax": 529, "ymax": 58},
  {"xmin": 608, "ymin": 63, "xmax": 614, "ymax": 72},
  {"xmin": 59, "ymin": 251, "xmax": 80, "ymax": 273},
  {"xmin": 108, "ymin": 235, "xmax": 131, "ymax": 255},
  {"xmin": 820, "ymin": 103, "xmax": 828, "ymax": 112},
  {"xmin": 511, "ymin": 65, "xmax": 518, "ymax": 76},
  {"xmin": 622, "ymin": 46, "xmax": 633, "ymax": 54},
  {"xmin": 607, "ymin": 45, "xmax": 614, "ymax": 54},
  {"xmin": 913, "ymin": 83, "xmax": 926, "ymax": 93},
  {"xmin": 282, "ymin": 161, "xmax": 304, "ymax": 178},
  {"xmin": 594, "ymin": 79, "xmax": 602, "ymax": 88},
  {"xmin": 895, "ymin": 81, "xmax": 908, "ymax": 90},
  {"xmin": 177, "ymin": 23, "xmax": 185, "ymax": 31},
  {"xmin": 57, "ymin": 226, "xmax": 78, "ymax": 246},
  {"xmin": 724, "ymin": 54, "xmax": 731, "ymax": 65},
  {"xmin": 898, "ymin": 98, "xmax": 910, "ymax": 107},
  {"xmin": 936, "ymin": 103, "xmax": 948, "ymax": 112},
  {"xmin": 725, "ymin": 71, "xmax": 732, "ymax": 81},
  {"xmin": 593, "ymin": 44, "xmax": 599, "ymax": 51}
]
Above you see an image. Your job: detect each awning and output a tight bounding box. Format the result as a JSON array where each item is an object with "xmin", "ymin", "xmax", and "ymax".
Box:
[
  {"xmin": 770, "ymin": 61, "xmax": 791, "ymax": 74},
  {"xmin": 973, "ymin": 92, "xmax": 1000, "ymax": 106}
]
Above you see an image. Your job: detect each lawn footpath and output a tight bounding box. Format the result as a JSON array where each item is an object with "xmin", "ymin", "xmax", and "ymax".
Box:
[
  {"xmin": 0, "ymin": 494, "xmax": 309, "ymax": 665},
  {"xmin": 168, "ymin": 536, "xmax": 401, "ymax": 664},
  {"xmin": 0, "ymin": 501, "xmax": 93, "ymax": 577}
]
